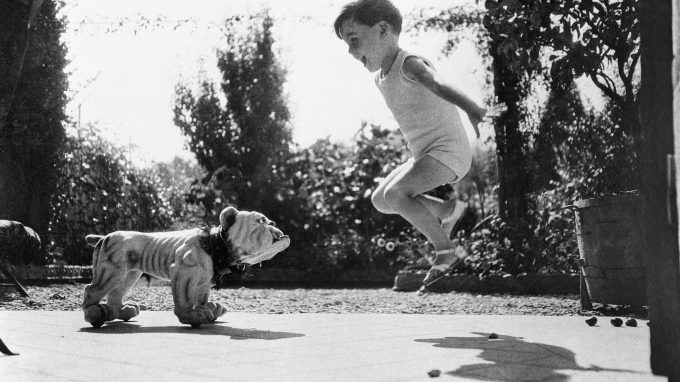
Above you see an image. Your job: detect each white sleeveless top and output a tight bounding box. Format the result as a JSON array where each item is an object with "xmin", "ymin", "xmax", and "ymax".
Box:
[{"xmin": 375, "ymin": 49, "xmax": 471, "ymax": 180}]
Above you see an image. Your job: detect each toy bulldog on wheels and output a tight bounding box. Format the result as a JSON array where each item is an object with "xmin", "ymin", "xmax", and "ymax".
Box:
[{"xmin": 81, "ymin": 207, "xmax": 289, "ymax": 328}]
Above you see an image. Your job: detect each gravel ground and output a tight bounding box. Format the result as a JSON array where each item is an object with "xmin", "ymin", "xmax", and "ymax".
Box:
[{"xmin": 0, "ymin": 282, "xmax": 582, "ymax": 315}]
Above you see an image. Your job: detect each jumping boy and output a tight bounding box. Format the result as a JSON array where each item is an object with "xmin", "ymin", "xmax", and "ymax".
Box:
[{"xmin": 334, "ymin": 0, "xmax": 504, "ymax": 287}]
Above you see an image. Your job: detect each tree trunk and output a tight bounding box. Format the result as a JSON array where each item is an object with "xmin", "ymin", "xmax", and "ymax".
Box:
[
  {"xmin": 638, "ymin": 0, "xmax": 680, "ymax": 379},
  {"xmin": 490, "ymin": 41, "xmax": 533, "ymax": 242}
]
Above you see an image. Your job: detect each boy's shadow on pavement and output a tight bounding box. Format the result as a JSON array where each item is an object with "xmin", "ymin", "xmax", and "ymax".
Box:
[
  {"xmin": 416, "ymin": 332, "xmax": 642, "ymax": 381},
  {"xmin": 80, "ymin": 320, "xmax": 304, "ymax": 340}
]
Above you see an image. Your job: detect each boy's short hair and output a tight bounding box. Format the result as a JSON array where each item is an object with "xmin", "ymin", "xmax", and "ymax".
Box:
[{"xmin": 333, "ymin": 0, "xmax": 402, "ymax": 39}]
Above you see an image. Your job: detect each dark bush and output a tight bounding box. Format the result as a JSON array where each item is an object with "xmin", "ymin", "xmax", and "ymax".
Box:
[
  {"xmin": 264, "ymin": 124, "xmax": 427, "ymax": 273},
  {"xmin": 49, "ymin": 126, "xmax": 173, "ymax": 264}
]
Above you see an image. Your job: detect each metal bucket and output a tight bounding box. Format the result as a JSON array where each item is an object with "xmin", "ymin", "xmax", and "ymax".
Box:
[{"xmin": 569, "ymin": 194, "xmax": 647, "ymax": 307}]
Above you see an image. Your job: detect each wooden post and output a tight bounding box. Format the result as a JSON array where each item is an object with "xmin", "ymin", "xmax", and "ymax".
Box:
[{"xmin": 639, "ymin": 1, "xmax": 680, "ymax": 380}]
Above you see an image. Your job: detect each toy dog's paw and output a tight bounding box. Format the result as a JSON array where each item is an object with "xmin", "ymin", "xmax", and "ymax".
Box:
[
  {"xmin": 206, "ymin": 302, "xmax": 226, "ymax": 320},
  {"xmin": 119, "ymin": 303, "xmax": 140, "ymax": 321},
  {"xmin": 177, "ymin": 308, "xmax": 215, "ymax": 328},
  {"xmin": 84, "ymin": 304, "xmax": 116, "ymax": 328}
]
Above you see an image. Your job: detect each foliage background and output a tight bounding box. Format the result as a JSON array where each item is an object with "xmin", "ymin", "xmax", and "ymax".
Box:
[
  {"xmin": 0, "ymin": 0, "xmax": 68, "ymax": 246},
  {"xmin": 3, "ymin": 2, "xmax": 641, "ymax": 279}
]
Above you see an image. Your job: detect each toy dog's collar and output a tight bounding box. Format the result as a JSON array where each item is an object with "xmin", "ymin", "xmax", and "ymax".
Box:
[
  {"xmin": 206, "ymin": 220, "xmax": 252, "ymax": 289},
  {"xmin": 208, "ymin": 226, "xmax": 232, "ymax": 288}
]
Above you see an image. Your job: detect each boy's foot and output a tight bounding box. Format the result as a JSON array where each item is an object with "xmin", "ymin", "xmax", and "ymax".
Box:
[
  {"xmin": 421, "ymin": 244, "xmax": 468, "ymax": 290},
  {"xmin": 440, "ymin": 200, "xmax": 467, "ymax": 239}
]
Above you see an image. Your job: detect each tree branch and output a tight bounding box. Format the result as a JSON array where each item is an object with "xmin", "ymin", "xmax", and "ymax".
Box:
[
  {"xmin": 590, "ymin": 72, "xmax": 624, "ymax": 107},
  {"xmin": 617, "ymin": 56, "xmax": 633, "ymax": 99},
  {"xmin": 599, "ymin": 70, "xmax": 618, "ymax": 93},
  {"xmin": 626, "ymin": 52, "xmax": 640, "ymax": 85}
]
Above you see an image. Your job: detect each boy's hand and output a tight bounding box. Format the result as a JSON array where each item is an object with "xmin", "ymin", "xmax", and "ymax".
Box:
[
  {"xmin": 470, "ymin": 103, "xmax": 507, "ymax": 139},
  {"xmin": 485, "ymin": 102, "xmax": 507, "ymax": 118}
]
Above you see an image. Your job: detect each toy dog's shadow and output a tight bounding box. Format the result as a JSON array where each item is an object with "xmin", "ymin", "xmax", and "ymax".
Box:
[{"xmin": 80, "ymin": 320, "xmax": 304, "ymax": 340}]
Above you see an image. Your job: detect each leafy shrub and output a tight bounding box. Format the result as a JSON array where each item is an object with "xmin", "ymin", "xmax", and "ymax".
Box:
[
  {"xmin": 49, "ymin": 126, "xmax": 173, "ymax": 264},
  {"xmin": 531, "ymin": 82, "xmax": 638, "ymax": 200},
  {"xmin": 264, "ymin": 124, "xmax": 424, "ymax": 272},
  {"xmin": 142, "ymin": 157, "xmax": 208, "ymax": 230},
  {"xmin": 555, "ymin": 102, "xmax": 638, "ymax": 200},
  {"xmin": 445, "ymin": 188, "xmax": 579, "ymax": 277}
]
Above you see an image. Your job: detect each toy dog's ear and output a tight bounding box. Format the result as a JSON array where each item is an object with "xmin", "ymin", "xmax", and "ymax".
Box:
[
  {"xmin": 219, "ymin": 206, "xmax": 239, "ymax": 230},
  {"xmin": 85, "ymin": 235, "xmax": 104, "ymax": 248}
]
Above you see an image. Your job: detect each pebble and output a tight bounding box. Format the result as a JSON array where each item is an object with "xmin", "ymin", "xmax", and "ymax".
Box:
[
  {"xmin": 427, "ymin": 369, "xmax": 441, "ymax": 378},
  {"xmin": 585, "ymin": 316, "xmax": 598, "ymax": 326}
]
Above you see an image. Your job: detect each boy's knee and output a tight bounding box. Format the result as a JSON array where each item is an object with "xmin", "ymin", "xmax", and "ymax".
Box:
[{"xmin": 383, "ymin": 185, "xmax": 408, "ymax": 207}]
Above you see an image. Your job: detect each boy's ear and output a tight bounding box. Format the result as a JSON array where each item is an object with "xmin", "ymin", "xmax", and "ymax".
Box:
[{"xmin": 379, "ymin": 21, "xmax": 389, "ymax": 36}]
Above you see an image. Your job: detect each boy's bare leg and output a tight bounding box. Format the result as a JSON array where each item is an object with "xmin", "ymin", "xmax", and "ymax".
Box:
[
  {"xmin": 419, "ymin": 195, "xmax": 467, "ymax": 240},
  {"xmin": 371, "ymin": 159, "xmax": 413, "ymax": 214},
  {"xmin": 380, "ymin": 156, "xmax": 457, "ymax": 251},
  {"xmin": 418, "ymin": 195, "xmax": 457, "ymax": 221},
  {"xmin": 374, "ymin": 160, "xmax": 462, "ymax": 228},
  {"xmin": 373, "ymin": 159, "xmax": 460, "ymax": 221}
]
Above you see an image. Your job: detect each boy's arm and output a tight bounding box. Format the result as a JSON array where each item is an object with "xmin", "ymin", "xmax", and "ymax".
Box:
[{"xmin": 403, "ymin": 56, "xmax": 487, "ymax": 138}]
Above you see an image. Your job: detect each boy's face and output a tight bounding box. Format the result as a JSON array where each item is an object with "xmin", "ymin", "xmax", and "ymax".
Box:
[{"xmin": 339, "ymin": 18, "xmax": 387, "ymax": 73}]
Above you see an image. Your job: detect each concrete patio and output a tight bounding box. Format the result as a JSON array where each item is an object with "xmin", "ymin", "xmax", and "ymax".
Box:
[{"xmin": 0, "ymin": 311, "xmax": 664, "ymax": 381}]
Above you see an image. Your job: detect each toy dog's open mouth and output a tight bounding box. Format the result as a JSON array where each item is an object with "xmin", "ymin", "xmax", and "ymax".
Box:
[
  {"xmin": 239, "ymin": 235, "xmax": 290, "ymax": 266},
  {"xmin": 225, "ymin": 234, "xmax": 289, "ymax": 281}
]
